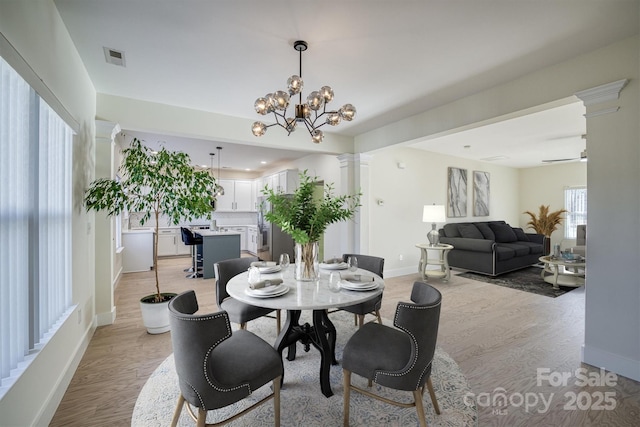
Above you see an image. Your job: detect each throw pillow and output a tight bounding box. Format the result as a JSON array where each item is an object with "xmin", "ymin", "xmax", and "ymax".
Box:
[
  {"xmin": 475, "ymin": 223, "xmax": 495, "ymax": 240},
  {"xmin": 512, "ymin": 227, "xmax": 530, "ymax": 241},
  {"xmin": 443, "ymin": 223, "xmax": 461, "ymax": 237},
  {"xmin": 489, "ymin": 223, "xmax": 518, "ymax": 242},
  {"xmin": 459, "ymin": 224, "xmax": 484, "ymax": 239}
]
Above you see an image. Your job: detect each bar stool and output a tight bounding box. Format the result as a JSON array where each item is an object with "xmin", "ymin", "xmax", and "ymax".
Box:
[{"xmin": 180, "ymin": 227, "xmax": 203, "ymax": 278}]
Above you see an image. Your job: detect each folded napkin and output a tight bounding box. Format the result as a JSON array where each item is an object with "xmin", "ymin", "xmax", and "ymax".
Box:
[
  {"xmin": 340, "ymin": 273, "xmax": 374, "ymax": 283},
  {"xmin": 251, "ymin": 261, "xmax": 277, "ymax": 268},
  {"xmin": 323, "ymin": 257, "xmax": 343, "ymax": 264},
  {"xmin": 249, "ymin": 278, "xmax": 284, "ymax": 290}
]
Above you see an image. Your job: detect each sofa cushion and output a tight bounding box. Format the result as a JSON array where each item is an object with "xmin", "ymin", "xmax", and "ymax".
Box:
[
  {"xmin": 489, "ymin": 223, "xmax": 518, "ymax": 242},
  {"xmin": 475, "ymin": 223, "xmax": 495, "ymax": 240},
  {"xmin": 459, "ymin": 224, "xmax": 484, "ymax": 239},
  {"xmin": 443, "ymin": 223, "xmax": 461, "ymax": 237},
  {"xmin": 512, "ymin": 227, "xmax": 530, "ymax": 241},
  {"xmin": 514, "ymin": 241, "xmax": 544, "ymax": 255},
  {"xmin": 494, "ymin": 245, "xmax": 516, "ymax": 261},
  {"xmin": 497, "ymin": 243, "xmax": 531, "ymax": 257}
]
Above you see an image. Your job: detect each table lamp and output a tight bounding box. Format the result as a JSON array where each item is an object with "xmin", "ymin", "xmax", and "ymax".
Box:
[{"xmin": 422, "ymin": 204, "xmax": 446, "ymax": 246}]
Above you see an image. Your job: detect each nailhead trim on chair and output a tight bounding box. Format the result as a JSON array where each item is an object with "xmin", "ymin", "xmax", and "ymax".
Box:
[
  {"xmin": 374, "ymin": 301, "xmax": 440, "ymax": 389},
  {"xmin": 176, "ymin": 311, "xmax": 253, "ymax": 410}
]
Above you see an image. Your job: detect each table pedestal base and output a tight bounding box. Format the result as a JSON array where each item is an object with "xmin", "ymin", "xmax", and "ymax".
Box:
[{"xmin": 274, "ymin": 309, "xmax": 338, "ymax": 397}]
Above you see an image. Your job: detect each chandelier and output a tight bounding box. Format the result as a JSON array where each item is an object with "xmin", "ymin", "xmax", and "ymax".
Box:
[{"xmin": 251, "ymin": 40, "xmax": 356, "ymax": 144}]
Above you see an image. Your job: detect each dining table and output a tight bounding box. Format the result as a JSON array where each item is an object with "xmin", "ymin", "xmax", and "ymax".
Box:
[{"xmin": 226, "ymin": 264, "xmax": 384, "ymax": 398}]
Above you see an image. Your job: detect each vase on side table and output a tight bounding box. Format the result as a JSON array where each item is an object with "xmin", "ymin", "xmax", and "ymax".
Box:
[{"xmin": 295, "ymin": 241, "xmax": 319, "ymax": 281}]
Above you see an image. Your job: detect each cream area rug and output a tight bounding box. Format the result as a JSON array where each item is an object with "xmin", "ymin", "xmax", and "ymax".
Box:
[{"xmin": 132, "ymin": 311, "xmax": 478, "ymax": 426}]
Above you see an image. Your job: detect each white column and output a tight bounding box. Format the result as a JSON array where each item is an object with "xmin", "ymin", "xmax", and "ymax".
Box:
[
  {"xmin": 94, "ymin": 120, "xmax": 120, "ymax": 326},
  {"xmin": 575, "ymin": 78, "xmax": 640, "ymax": 381},
  {"xmin": 338, "ymin": 153, "xmax": 372, "ymax": 255}
]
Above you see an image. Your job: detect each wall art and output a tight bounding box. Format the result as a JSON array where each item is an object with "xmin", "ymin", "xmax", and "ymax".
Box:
[
  {"xmin": 447, "ymin": 167, "xmax": 467, "ymax": 217},
  {"xmin": 473, "ymin": 170, "xmax": 490, "ymax": 216}
]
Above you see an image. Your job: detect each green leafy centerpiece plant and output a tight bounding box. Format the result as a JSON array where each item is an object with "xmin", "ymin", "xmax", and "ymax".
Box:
[
  {"xmin": 523, "ymin": 204, "xmax": 568, "ymax": 255},
  {"xmin": 263, "ymin": 170, "xmax": 361, "ymax": 281},
  {"xmin": 84, "ymin": 138, "xmax": 216, "ymax": 333}
]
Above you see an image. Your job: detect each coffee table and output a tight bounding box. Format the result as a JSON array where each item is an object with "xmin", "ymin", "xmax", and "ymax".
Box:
[{"xmin": 538, "ymin": 255, "xmax": 585, "ymax": 289}]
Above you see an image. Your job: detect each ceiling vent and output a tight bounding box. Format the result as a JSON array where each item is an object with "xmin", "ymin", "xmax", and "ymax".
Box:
[
  {"xmin": 103, "ymin": 47, "xmax": 126, "ymax": 67},
  {"xmin": 480, "ymin": 155, "xmax": 509, "ymax": 162}
]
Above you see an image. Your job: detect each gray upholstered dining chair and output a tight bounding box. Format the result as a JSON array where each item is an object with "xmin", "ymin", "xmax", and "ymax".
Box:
[
  {"xmin": 168, "ymin": 290, "xmax": 283, "ymax": 427},
  {"xmin": 214, "ymin": 257, "xmax": 281, "ymax": 333},
  {"xmin": 338, "ymin": 254, "xmax": 384, "ymax": 328},
  {"xmin": 342, "ymin": 281, "xmax": 442, "ymax": 427}
]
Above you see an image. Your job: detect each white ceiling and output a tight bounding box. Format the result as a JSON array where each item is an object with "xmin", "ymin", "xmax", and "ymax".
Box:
[{"xmin": 53, "ymin": 0, "xmax": 638, "ymax": 170}]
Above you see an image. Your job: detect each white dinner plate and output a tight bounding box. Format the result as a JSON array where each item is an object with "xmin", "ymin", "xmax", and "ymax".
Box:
[
  {"xmin": 340, "ymin": 281, "xmax": 379, "ymax": 291},
  {"xmin": 245, "ymin": 285, "xmax": 289, "ymax": 298},
  {"xmin": 319, "ymin": 262, "xmax": 348, "ymax": 270},
  {"xmin": 258, "ymin": 265, "xmax": 282, "ymax": 273}
]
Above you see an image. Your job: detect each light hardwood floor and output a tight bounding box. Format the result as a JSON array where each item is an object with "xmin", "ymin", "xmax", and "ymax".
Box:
[{"xmin": 50, "ymin": 257, "xmax": 640, "ymax": 426}]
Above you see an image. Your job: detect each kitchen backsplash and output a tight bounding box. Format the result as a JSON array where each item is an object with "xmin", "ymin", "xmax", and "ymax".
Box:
[{"xmin": 129, "ymin": 211, "xmax": 257, "ymax": 228}]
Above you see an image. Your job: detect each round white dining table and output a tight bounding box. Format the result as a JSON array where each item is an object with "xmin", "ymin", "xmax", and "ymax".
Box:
[{"xmin": 227, "ymin": 266, "xmax": 384, "ymax": 397}]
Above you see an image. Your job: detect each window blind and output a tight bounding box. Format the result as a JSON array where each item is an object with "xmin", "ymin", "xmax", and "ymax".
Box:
[
  {"xmin": 564, "ymin": 186, "xmax": 587, "ymax": 239},
  {"xmin": 0, "ymin": 56, "xmax": 73, "ymax": 395}
]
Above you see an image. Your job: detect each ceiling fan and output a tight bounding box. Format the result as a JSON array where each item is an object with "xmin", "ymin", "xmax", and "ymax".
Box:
[{"xmin": 541, "ymin": 134, "xmax": 587, "ymax": 163}]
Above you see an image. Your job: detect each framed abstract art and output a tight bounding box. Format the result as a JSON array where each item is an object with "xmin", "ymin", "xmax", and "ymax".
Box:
[{"xmin": 447, "ymin": 167, "xmax": 467, "ymax": 217}]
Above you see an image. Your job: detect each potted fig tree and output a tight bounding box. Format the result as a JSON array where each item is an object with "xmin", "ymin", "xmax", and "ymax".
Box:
[
  {"xmin": 263, "ymin": 170, "xmax": 361, "ymax": 281},
  {"xmin": 84, "ymin": 137, "xmax": 216, "ymax": 333}
]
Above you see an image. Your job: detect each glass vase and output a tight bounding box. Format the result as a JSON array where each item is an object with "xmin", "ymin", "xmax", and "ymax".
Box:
[{"xmin": 295, "ymin": 241, "xmax": 319, "ymax": 281}]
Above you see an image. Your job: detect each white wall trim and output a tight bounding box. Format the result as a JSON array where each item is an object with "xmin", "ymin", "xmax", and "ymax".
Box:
[
  {"xmin": 95, "ymin": 307, "xmax": 117, "ymax": 327},
  {"xmin": 582, "ymin": 344, "xmax": 640, "ymax": 382},
  {"xmin": 384, "ymin": 266, "xmax": 419, "ymax": 278},
  {"xmin": 584, "ymin": 106, "xmax": 620, "ymax": 118},
  {"xmin": 575, "ymin": 79, "xmax": 628, "ymax": 106},
  {"xmin": 33, "ymin": 321, "xmax": 96, "ymax": 426}
]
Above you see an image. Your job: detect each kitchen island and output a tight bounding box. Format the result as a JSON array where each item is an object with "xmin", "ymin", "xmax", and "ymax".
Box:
[{"xmin": 194, "ymin": 230, "xmax": 241, "ymax": 279}]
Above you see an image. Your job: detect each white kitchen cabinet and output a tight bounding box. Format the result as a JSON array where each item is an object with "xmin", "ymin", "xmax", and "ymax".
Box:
[
  {"xmin": 156, "ymin": 227, "xmax": 191, "ymax": 256},
  {"xmin": 234, "ymin": 181, "xmax": 253, "ymax": 211},
  {"xmin": 248, "ymin": 226, "xmax": 258, "ymax": 255},
  {"xmin": 215, "ymin": 179, "xmax": 235, "ymax": 211},
  {"xmin": 230, "ymin": 226, "xmax": 248, "ymax": 251},
  {"xmin": 278, "ymin": 169, "xmax": 299, "ymax": 193},
  {"xmin": 122, "ymin": 230, "xmax": 154, "ymax": 272},
  {"xmin": 215, "ymin": 179, "xmax": 255, "ymax": 212},
  {"xmin": 260, "ymin": 169, "xmax": 299, "ymax": 194},
  {"xmin": 156, "ymin": 228, "xmax": 178, "ymax": 256},
  {"xmin": 176, "ymin": 231, "xmax": 191, "ymax": 255}
]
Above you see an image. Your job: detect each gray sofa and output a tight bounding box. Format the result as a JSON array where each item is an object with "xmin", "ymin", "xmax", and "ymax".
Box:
[{"xmin": 439, "ymin": 221, "xmax": 546, "ymax": 276}]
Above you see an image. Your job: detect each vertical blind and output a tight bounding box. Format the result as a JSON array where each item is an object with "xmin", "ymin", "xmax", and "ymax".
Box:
[
  {"xmin": 564, "ymin": 186, "xmax": 587, "ymax": 239},
  {"xmin": 0, "ymin": 56, "xmax": 73, "ymax": 392}
]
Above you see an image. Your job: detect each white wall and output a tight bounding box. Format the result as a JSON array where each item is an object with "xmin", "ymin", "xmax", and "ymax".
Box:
[
  {"xmin": 519, "ymin": 162, "xmax": 587, "ymax": 249},
  {"xmin": 0, "ymin": 1, "xmax": 97, "ymax": 425},
  {"xmin": 367, "ymin": 147, "xmax": 520, "ymax": 276}
]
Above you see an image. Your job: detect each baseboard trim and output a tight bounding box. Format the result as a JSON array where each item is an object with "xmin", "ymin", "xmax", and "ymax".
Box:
[
  {"xmin": 96, "ymin": 306, "xmax": 117, "ymax": 326},
  {"xmin": 385, "ymin": 266, "xmax": 420, "ymax": 278},
  {"xmin": 582, "ymin": 344, "xmax": 640, "ymax": 382},
  {"xmin": 34, "ymin": 319, "xmax": 96, "ymax": 426}
]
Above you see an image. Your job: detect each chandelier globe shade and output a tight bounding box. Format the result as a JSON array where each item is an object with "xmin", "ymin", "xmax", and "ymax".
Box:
[{"xmin": 252, "ymin": 40, "xmax": 356, "ymax": 144}]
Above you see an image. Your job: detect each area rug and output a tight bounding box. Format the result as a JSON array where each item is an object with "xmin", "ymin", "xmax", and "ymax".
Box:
[
  {"xmin": 456, "ymin": 266, "xmax": 579, "ymax": 298},
  {"xmin": 132, "ymin": 311, "xmax": 478, "ymax": 426}
]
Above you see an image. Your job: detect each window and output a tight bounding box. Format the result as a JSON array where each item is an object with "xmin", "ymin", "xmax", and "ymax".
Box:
[
  {"xmin": 564, "ymin": 186, "xmax": 587, "ymax": 239},
  {"xmin": 0, "ymin": 56, "xmax": 74, "ymax": 395}
]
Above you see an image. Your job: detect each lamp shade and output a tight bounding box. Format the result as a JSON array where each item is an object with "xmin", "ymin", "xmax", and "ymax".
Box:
[{"xmin": 422, "ymin": 205, "xmax": 446, "ymax": 223}]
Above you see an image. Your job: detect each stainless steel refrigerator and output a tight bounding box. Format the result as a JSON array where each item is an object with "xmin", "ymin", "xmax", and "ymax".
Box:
[{"xmin": 257, "ymin": 196, "xmax": 295, "ymax": 262}]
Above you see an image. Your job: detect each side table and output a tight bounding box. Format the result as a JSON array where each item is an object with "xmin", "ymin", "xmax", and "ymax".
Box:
[{"xmin": 415, "ymin": 243, "xmax": 454, "ymax": 281}]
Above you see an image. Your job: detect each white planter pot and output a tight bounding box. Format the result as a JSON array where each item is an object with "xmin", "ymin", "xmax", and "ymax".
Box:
[{"xmin": 139, "ymin": 293, "xmax": 177, "ymax": 334}]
